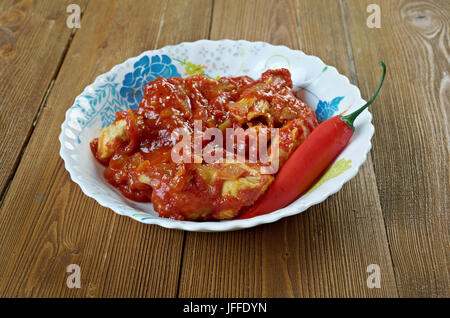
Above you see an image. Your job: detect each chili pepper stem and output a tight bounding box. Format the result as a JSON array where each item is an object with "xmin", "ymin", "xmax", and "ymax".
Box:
[{"xmin": 339, "ymin": 61, "xmax": 386, "ymax": 130}]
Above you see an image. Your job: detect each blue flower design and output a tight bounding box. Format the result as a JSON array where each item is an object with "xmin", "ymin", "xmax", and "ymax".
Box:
[
  {"xmin": 73, "ymin": 82, "xmax": 129, "ymax": 143},
  {"xmin": 120, "ymin": 54, "xmax": 181, "ymax": 107},
  {"xmin": 315, "ymin": 96, "xmax": 344, "ymax": 123}
]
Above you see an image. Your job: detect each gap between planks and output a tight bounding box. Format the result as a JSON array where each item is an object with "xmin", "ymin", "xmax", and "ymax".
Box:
[
  {"xmin": 338, "ymin": 0, "xmax": 400, "ymax": 297},
  {"xmin": 0, "ymin": 1, "xmax": 90, "ymax": 211},
  {"xmin": 176, "ymin": 0, "xmax": 398, "ymax": 298}
]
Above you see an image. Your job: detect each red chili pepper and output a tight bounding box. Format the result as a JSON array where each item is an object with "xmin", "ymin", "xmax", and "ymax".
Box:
[{"xmin": 239, "ymin": 62, "xmax": 386, "ymax": 219}]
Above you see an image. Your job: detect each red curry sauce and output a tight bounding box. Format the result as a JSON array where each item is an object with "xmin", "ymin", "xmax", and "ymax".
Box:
[{"xmin": 91, "ymin": 69, "xmax": 318, "ymax": 220}]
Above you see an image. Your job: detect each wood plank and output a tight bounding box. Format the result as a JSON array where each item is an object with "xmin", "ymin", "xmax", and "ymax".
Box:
[
  {"xmin": 0, "ymin": 0, "xmax": 87, "ymax": 200},
  {"xmin": 0, "ymin": 0, "xmax": 213, "ymax": 297},
  {"xmin": 342, "ymin": 0, "xmax": 449, "ymax": 297},
  {"xmin": 178, "ymin": 0, "xmax": 398, "ymax": 297}
]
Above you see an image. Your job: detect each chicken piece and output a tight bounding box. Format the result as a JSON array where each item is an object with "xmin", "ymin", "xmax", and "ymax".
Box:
[
  {"xmin": 196, "ymin": 161, "xmax": 273, "ymax": 220},
  {"xmin": 97, "ymin": 119, "xmax": 128, "ymax": 160},
  {"xmin": 196, "ymin": 161, "xmax": 271, "ymax": 198},
  {"xmin": 135, "ymin": 159, "xmax": 273, "ymax": 220}
]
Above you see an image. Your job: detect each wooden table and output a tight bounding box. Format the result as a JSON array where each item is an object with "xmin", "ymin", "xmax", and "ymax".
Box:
[{"xmin": 0, "ymin": 0, "xmax": 448, "ymax": 298}]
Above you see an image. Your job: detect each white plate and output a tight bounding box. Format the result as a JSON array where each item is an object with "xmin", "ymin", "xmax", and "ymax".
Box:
[{"xmin": 59, "ymin": 40, "xmax": 373, "ymax": 232}]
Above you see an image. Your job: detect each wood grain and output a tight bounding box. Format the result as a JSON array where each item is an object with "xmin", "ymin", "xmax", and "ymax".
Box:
[
  {"xmin": 0, "ymin": 0, "xmax": 213, "ymax": 297},
  {"xmin": 0, "ymin": 0, "xmax": 86, "ymax": 200},
  {"xmin": 0, "ymin": 0, "xmax": 447, "ymax": 298},
  {"xmin": 177, "ymin": 0, "xmax": 398, "ymax": 298},
  {"xmin": 342, "ymin": 0, "xmax": 449, "ymax": 297}
]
